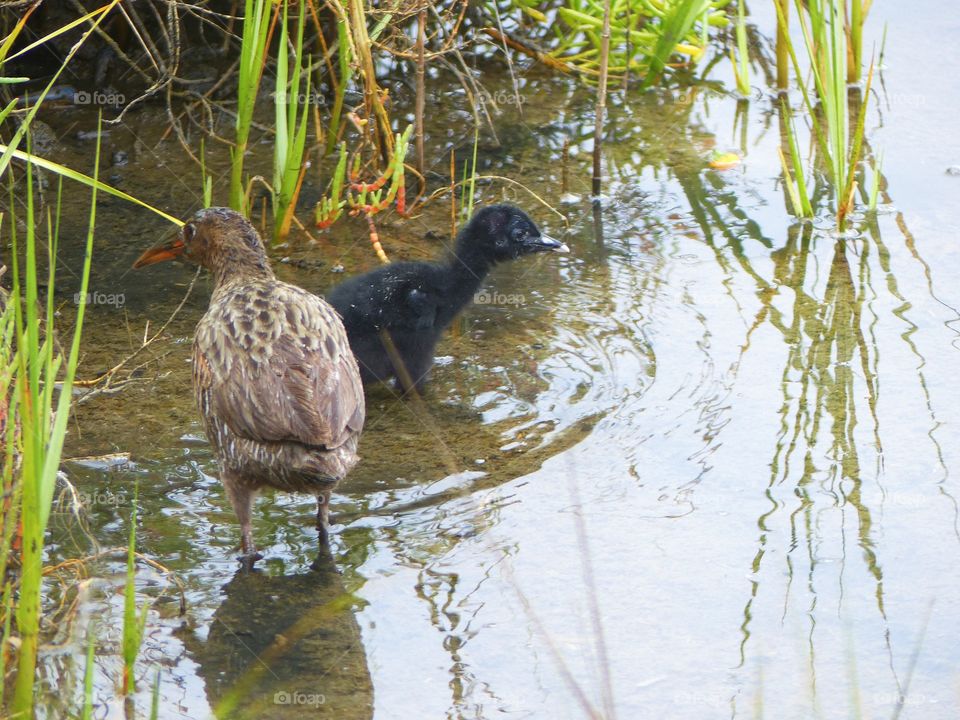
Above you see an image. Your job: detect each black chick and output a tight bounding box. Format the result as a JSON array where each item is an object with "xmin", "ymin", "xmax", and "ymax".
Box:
[{"xmin": 327, "ymin": 204, "xmax": 568, "ymax": 392}]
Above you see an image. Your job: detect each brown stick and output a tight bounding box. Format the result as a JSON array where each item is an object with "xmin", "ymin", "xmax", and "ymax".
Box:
[
  {"xmin": 415, "ymin": 10, "xmax": 426, "ymax": 176},
  {"xmin": 592, "ymin": 0, "xmax": 612, "ymax": 198},
  {"xmin": 481, "ymin": 27, "xmax": 574, "ymax": 74},
  {"xmin": 449, "ymin": 148, "xmax": 456, "ymax": 237}
]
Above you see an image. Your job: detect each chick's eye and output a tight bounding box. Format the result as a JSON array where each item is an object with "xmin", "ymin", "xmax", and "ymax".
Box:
[{"xmin": 182, "ymin": 223, "xmax": 196, "ymax": 243}]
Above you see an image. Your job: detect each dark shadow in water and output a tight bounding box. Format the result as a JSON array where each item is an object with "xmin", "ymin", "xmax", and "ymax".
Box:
[{"xmin": 183, "ymin": 550, "xmax": 373, "ymax": 720}]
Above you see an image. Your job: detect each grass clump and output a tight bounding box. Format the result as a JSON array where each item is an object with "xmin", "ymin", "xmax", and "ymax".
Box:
[{"xmin": 776, "ymin": 0, "xmax": 874, "ymax": 228}]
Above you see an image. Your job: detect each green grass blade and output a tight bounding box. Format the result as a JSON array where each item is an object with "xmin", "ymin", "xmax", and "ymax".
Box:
[
  {"xmin": 81, "ymin": 622, "xmax": 97, "ymax": 720},
  {"xmin": 0, "ymin": 143, "xmax": 182, "ymax": 226},
  {"xmin": 122, "ymin": 482, "xmax": 141, "ymax": 693},
  {"xmin": 38, "ymin": 117, "xmax": 103, "ymax": 523},
  {"xmin": 0, "ymin": 0, "xmax": 123, "ymax": 179},
  {"xmin": 231, "ymin": 0, "xmax": 273, "ymax": 211}
]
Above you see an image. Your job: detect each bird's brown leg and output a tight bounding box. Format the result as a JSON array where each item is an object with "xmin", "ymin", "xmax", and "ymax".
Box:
[
  {"xmin": 316, "ymin": 489, "xmax": 331, "ymax": 545},
  {"xmin": 223, "ymin": 474, "xmax": 262, "ymax": 563}
]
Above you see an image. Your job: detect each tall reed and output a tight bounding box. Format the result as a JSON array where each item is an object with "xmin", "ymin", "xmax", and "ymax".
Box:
[
  {"xmin": 272, "ymin": 0, "xmax": 311, "ymax": 241},
  {"xmin": 775, "ymin": 0, "xmax": 790, "ymax": 90},
  {"xmin": 121, "ymin": 485, "xmax": 147, "ymax": 694},
  {"xmin": 230, "ymin": 0, "xmax": 272, "ymax": 213},
  {"xmin": 847, "ymin": 0, "xmax": 868, "ymax": 83},
  {"xmin": 81, "ymin": 623, "xmax": 96, "ymax": 720},
  {"xmin": 776, "ymin": 0, "xmax": 874, "ymax": 228},
  {"xmin": 325, "ymin": 20, "xmax": 354, "ymax": 156},
  {"xmin": 777, "ymin": 98, "xmax": 814, "ymax": 218},
  {"xmin": 730, "ymin": 0, "xmax": 750, "ymax": 96},
  {"xmin": 0, "ymin": 255, "xmax": 17, "ymax": 714},
  {"xmin": 9, "ymin": 126, "xmax": 100, "ymax": 716}
]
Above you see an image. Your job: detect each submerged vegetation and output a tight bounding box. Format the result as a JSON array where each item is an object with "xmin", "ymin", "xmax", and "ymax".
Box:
[{"xmin": 0, "ymin": 0, "xmax": 905, "ymax": 717}]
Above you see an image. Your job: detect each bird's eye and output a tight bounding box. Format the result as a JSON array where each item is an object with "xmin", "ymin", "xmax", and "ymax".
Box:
[{"xmin": 182, "ymin": 223, "xmax": 196, "ymax": 243}]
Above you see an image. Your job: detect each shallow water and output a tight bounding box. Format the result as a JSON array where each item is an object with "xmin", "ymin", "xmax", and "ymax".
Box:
[{"xmin": 12, "ymin": 3, "xmax": 960, "ymax": 718}]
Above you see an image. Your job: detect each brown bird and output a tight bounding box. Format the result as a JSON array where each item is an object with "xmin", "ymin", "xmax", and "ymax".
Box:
[{"xmin": 134, "ymin": 208, "xmax": 364, "ymax": 562}]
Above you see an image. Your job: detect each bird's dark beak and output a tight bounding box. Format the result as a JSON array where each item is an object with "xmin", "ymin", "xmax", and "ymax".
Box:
[
  {"xmin": 133, "ymin": 230, "xmax": 185, "ymax": 268},
  {"xmin": 528, "ymin": 233, "xmax": 570, "ymax": 253}
]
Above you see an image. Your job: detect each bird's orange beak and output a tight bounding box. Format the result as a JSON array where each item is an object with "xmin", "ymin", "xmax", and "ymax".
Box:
[{"xmin": 133, "ymin": 234, "xmax": 185, "ymax": 268}]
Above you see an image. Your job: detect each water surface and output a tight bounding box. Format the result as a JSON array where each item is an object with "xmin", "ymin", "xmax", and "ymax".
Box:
[{"xmin": 19, "ymin": 3, "xmax": 960, "ymax": 718}]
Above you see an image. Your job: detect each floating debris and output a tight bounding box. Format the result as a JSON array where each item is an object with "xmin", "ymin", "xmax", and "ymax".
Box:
[
  {"xmin": 709, "ymin": 151, "xmax": 741, "ymax": 170},
  {"xmin": 65, "ymin": 452, "xmax": 132, "ymax": 470}
]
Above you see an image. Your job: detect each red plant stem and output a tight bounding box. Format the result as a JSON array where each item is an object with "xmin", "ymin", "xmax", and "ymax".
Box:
[{"xmin": 365, "ymin": 213, "xmax": 389, "ymax": 264}]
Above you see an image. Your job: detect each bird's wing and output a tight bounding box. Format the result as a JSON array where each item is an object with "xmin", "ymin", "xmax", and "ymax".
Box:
[
  {"xmin": 327, "ymin": 265, "xmax": 442, "ymax": 333},
  {"xmin": 193, "ymin": 282, "xmax": 364, "ymax": 449},
  {"xmin": 403, "ymin": 286, "xmax": 440, "ymax": 331}
]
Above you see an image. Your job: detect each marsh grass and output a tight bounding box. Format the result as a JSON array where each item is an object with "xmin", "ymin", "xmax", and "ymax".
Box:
[
  {"xmin": 81, "ymin": 622, "xmax": 96, "ymax": 720},
  {"xmin": 776, "ymin": 0, "xmax": 874, "ymax": 228},
  {"xmin": 315, "ymin": 141, "xmax": 349, "ymax": 229},
  {"xmin": 150, "ymin": 668, "xmax": 162, "ymax": 720},
  {"xmin": 121, "ymin": 485, "xmax": 148, "ymax": 694},
  {"xmin": 730, "ymin": 0, "xmax": 750, "ymax": 96},
  {"xmin": 230, "ymin": 0, "xmax": 273, "ymax": 213},
  {"xmin": 347, "ymin": 0, "xmax": 395, "ymax": 158},
  {"xmin": 325, "ymin": 20, "xmax": 354, "ymax": 157},
  {"xmin": 0, "ymin": 267, "xmax": 17, "ymax": 714},
  {"xmin": 867, "ymin": 152, "xmax": 882, "ymax": 211},
  {"xmin": 847, "ymin": 0, "xmax": 870, "ymax": 83},
  {"xmin": 272, "ymin": 0, "xmax": 311, "ymax": 242},
  {"xmin": 7, "ymin": 125, "xmax": 100, "ymax": 716},
  {"xmin": 777, "ymin": 98, "xmax": 814, "ymax": 218},
  {"xmin": 2, "ymin": 18, "xmax": 176, "ymax": 710},
  {"xmin": 525, "ymin": 0, "xmax": 727, "ymax": 85}
]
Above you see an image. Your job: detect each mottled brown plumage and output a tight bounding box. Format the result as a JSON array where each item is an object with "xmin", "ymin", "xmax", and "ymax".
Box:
[{"xmin": 134, "ymin": 208, "xmax": 364, "ymax": 561}]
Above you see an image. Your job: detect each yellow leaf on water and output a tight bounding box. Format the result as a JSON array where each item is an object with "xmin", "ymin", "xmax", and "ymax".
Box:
[{"xmin": 709, "ymin": 152, "xmax": 741, "ymax": 170}]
